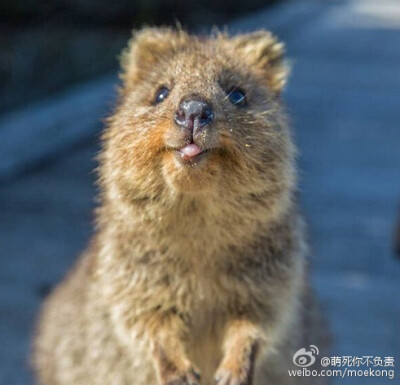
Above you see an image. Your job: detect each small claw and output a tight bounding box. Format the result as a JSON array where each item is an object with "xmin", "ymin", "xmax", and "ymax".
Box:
[
  {"xmin": 163, "ymin": 366, "xmax": 201, "ymax": 385},
  {"xmin": 214, "ymin": 369, "xmax": 231, "ymax": 385},
  {"xmin": 191, "ymin": 368, "xmax": 201, "ymax": 381}
]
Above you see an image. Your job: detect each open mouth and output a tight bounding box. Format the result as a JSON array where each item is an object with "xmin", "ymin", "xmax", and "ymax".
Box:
[{"xmin": 174, "ymin": 143, "xmax": 209, "ymax": 165}]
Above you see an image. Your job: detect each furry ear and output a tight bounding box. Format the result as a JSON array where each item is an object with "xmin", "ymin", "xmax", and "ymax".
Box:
[
  {"xmin": 120, "ymin": 27, "xmax": 189, "ymax": 89},
  {"xmin": 230, "ymin": 31, "xmax": 289, "ymax": 94}
]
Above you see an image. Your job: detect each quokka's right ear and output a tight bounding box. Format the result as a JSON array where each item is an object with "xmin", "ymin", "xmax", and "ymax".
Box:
[{"xmin": 120, "ymin": 27, "xmax": 189, "ymax": 90}]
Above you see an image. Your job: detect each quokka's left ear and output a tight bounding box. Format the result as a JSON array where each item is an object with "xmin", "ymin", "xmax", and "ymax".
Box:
[{"xmin": 229, "ymin": 31, "xmax": 290, "ymax": 94}]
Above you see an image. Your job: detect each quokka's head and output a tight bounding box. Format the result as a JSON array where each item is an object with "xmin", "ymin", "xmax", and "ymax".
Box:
[{"xmin": 101, "ymin": 27, "xmax": 296, "ymax": 204}]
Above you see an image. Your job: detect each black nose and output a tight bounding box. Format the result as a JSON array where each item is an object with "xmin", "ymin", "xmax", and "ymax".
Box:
[{"xmin": 174, "ymin": 99, "xmax": 214, "ymax": 134}]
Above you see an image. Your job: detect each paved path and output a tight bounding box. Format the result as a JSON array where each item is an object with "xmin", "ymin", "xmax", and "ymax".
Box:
[{"xmin": 1, "ymin": 1, "xmax": 399, "ymax": 384}]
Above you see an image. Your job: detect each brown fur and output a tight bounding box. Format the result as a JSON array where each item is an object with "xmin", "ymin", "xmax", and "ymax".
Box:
[{"xmin": 32, "ymin": 27, "xmax": 330, "ymax": 385}]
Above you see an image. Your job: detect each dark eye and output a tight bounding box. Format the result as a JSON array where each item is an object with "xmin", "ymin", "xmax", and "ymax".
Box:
[
  {"xmin": 154, "ymin": 86, "xmax": 170, "ymax": 104},
  {"xmin": 227, "ymin": 88, "xmax": 246, "ymax": 107}
]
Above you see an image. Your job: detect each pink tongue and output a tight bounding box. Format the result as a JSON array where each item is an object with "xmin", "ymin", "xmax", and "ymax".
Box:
[{"xmin": 180, "ymin": 144, "xmax": 203, "ymax": 158}]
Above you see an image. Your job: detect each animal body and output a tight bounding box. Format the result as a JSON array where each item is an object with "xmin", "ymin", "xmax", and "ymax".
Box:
[{"xmin": 33, "ymin": 27, "xmax": 330, "ymax": 385}]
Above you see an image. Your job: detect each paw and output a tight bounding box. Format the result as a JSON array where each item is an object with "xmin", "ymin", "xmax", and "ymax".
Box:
[
  {"xmin": 214, "ymin": 366, "xmax": 251, "ymax": 385},
  {"xmin": 214, "ymin": 344, "xmax": 257, "ymax": 385},
  {"xmin": 164, "ymin": 367, "xmax": 201, "ymax": 385}
]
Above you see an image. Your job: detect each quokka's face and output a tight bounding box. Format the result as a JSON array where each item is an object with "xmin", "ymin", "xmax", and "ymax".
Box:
[{"xmin": 102, "ymin": 28, "xmax": 295, "ymax": 201}]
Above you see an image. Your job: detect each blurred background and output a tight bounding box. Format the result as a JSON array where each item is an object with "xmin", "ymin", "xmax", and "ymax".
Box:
[{"xmin": 0, "ymin": 0, "xmax": 399, "ymax": 384}]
